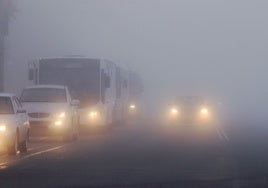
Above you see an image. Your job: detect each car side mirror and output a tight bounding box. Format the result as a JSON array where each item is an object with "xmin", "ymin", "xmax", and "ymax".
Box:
[
  {"xmin": 17, "ymin": 109, "xmax": 27, "ymax": 114},
  {"xmin": 71, "ymin": 99, "xmax": 80, "ymax": 106}
]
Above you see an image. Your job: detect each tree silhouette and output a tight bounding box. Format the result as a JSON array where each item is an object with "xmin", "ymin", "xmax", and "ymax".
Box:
[{"xmin": 0, "ymin": 0, "xmax": 16, "ymax": 91}]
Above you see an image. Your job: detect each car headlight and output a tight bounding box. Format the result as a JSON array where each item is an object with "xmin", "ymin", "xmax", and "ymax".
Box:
[
  {"xmin": 54, "ymin": 120, "xmax": 63, "ymax": 126},
  {"xmin": 129, "ymin": 104, "xmax": 136, "ymax": 109},
  {"xmin": 89, "ymin": 111, "xmax": 99, "ymax": 119},
  {"xmin": 55, "ymin": 112, "xmax": 66, "ymax": 119},
  {"xmin": 0, "ymin": 124, "xmax": 6, "ymax": 132},
  {"xmin": 170, "ymin": 108, "xmax": 178, "ymax": 115},
  {"xmin": 200, "ymin": 108, "xmax": 208, "ymax": 114}
]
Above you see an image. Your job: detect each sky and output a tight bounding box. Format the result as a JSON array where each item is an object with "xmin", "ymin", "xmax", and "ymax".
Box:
[{"xmin": 4, "ymin": 0, "xmax": 268, "ymax": 119}]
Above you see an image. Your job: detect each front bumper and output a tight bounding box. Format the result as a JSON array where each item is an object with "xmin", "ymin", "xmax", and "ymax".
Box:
[
  {"xmin": 79, "ymin": 111, "xmax": 105, "ymax": 126},
  {"xmin": 168, "ymin": 114, "xmax": 212, "ymax": 125},
  {"xmin": 0, "ymin": 132, "xmax": 15, "ymax": 147},
  {"xmin": 29, "ymin": 121, "xmax": 70, "ymax": 136}
]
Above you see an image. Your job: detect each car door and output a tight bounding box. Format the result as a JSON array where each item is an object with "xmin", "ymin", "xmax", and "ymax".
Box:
[
  {"xmin": 66, "ymin": 88, "xmax": 78, "ymax": 132},
  {"xmin": 11, "ymin": 97, "xmax": 22, "ymax": 141},
  {"xmin": 13, "ymin": 97, "xmax": 27, "ymax": 142},
  {"xmin": 16, "ymin": 97, "xmax": 29, "ymax": 136}
]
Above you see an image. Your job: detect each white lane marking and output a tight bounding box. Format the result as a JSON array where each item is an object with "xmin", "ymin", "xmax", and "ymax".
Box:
[
  {"xmin": 219, "ymin": 127, "xmax": 230, "ymax": 142},
  {"xmin": 216, "ymin": 127, "xmax": 230, "ymax": 142},
  {"xmin": 1, "ymin": 143, "xmax": 60, "ymax": 157},
  {"xmin": 0, "ymin": 145, "xmax": 65, "ymax": 168},
  {"xmin": 0, "ymin": 162, "xmax": 7, "ymax": 166},
  {"xmin": 22, "ymin": 145, "xmax": 64, "ymax": 160},
  {"xmin": 216, "ymin": 128, "xmax": 223, "ymax": 140}
]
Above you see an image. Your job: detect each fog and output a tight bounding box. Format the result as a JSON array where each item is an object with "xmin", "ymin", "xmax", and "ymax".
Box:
[{"xmin": 5, "ymin": 0, "xmax": 268, "ymax": 121}]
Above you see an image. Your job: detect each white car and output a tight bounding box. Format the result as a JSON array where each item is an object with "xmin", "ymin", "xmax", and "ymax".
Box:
[
  {"xmin": 20, "ymin": 85, "xmax": 80, "ymax": 141},
  {"xmin": 0, "ymin": 93, "xmax": 29, "ymax": 155}
]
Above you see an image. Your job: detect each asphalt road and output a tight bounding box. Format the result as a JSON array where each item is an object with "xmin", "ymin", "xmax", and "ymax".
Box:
[{"xmin": 0, "ymin": 119, "xmax": 268, "ymax": 188}]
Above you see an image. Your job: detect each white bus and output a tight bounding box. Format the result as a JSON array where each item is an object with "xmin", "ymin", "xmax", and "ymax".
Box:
[{"xmin": 28, "ymin": 57, "xmax": 127, "ymax": 127}]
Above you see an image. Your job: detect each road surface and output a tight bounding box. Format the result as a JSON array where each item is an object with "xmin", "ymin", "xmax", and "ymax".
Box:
[{"xmin": 0, "ymin": 119, "xmax": 268, "ymax": 187}]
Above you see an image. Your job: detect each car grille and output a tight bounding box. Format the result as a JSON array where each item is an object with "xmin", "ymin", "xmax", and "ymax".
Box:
[
  {"xmin": 29, "ymin": 121, "xmax": 51, "ymax": 127},
  {"xmin": 28, "ymin": 113, "xmax": 50, "ymax": 118}
]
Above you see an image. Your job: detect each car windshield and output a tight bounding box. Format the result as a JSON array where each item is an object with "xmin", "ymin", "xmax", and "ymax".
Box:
[
  {"xmin": 0, "ymin": 97, "xmax": 14, "ymax": 114},
  {"xmin": 175, "ymin": 96, "xmax": 205, "ymax": 106},
  {"xmin": 20, "ymin": 88, "xmax": 67, "ymax": 103}
]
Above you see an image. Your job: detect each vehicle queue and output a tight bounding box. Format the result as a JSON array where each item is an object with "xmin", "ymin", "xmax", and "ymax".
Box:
[
  {"xmin": 0, "ymin": 57, "xmax": 143, "ymax": 155},
  {"xmin": 0, "ymin": 57, "xmax": 217, "ymax": 155}
]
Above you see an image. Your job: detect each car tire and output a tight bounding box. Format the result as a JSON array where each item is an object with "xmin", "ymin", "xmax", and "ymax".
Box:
[
  {"xmin": 62, "ymin": 129, "xmax": 73, "ymax": 142},
  {"xmin": 73, "ymin": 118, "xmax": 79, "ymax": 141},
  {"xmin": 73, "ymin": 131, "xmax": 79, "ymax": 141},
  {"xmin": 7, "ymin": 133, "xmax": 18, "ymax": 155},
  {"xmin": 62, "ymin": 134, "xmax": 73, "ymax": 142},
  {"xmin": 20, "ymin": 131, "xmax": 29, "ymax": 153}
]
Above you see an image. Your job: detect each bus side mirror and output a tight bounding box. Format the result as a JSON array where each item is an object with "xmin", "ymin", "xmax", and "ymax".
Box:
[
  {"xmin": 29, "ymin": 69, "xmax": 34, "ymax": 81},
  {"xmin": 105, "ymin": 76, "xmax": 111, "ymax": 88}
]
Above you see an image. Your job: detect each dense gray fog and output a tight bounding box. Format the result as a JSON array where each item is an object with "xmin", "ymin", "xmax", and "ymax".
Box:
[{"xmin": 4, "ymin": 0, "xmax": 268, "ymax": 120}]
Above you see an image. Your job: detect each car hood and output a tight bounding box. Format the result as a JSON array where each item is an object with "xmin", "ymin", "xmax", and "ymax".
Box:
[
  {"xmin": 0, "ymin": 114, "xmax": 18, "ymax": 130},
  {"xmin": 22, "ymin": 102, "xmax": 69, "ymax": 114},
  {"xmin": 0, "ymin": 114, "xmax": 16, "ymax": 123}
]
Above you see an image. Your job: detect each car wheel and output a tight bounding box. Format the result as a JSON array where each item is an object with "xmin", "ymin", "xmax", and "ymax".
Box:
[
  {"xmin": 20, "ymin": 131, "xmax": 29, "ymax": 153},
  {"xmin": 73, "ymin": 118, "xmax": 79, "ymax": 141},
  {"xmin": 7, "ymin": 133, "xmax": 18, "ymax": 155},
  {"xmin": 73, "ymin": 131, "xmax": 79, "ymax": 141},
  {"xmin": 62, "ymin": 129, "xmax": 73, "ymax": 142},
  {"xmin": 62, "ymin": 133, "xmax": 73, "ymax": 142}
]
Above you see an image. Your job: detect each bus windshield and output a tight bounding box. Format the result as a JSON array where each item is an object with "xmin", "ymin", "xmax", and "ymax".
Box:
[{"xmin": 39, "ymin": 58, "xmax": 100, "ymax": 107}]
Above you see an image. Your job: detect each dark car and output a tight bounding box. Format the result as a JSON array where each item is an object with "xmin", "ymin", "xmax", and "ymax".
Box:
[{"xmin": 167, "ymin": 96, "xmax": 215, "ymax": 126}]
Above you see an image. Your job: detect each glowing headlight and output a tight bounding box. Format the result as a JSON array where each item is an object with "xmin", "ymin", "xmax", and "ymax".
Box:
[
  {"xmin": 200, "ymin": 108, "xmax": 208, "ymax": 114},
  {"xmin": 129, "ymin": 104, "xmax": 136, "ymax": 109},
  {"xmin": 89, "ymin": 111, "xmax": 99, "ymax": 119},
  {"xmin": 54, "ymin": 120, "xmax": 63, "ymax": 126},
  {"xmin": 170, "ymin": 108, "xmax": 178, "ymax": 114},
  {"xmin": 57, "ymin": 112, "xmax": 66, "ymax": 119},
  {"xmin": 0, "ymin": 124, "xmax": 7, "ymax": 132}
]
